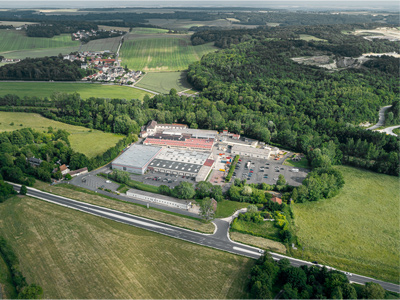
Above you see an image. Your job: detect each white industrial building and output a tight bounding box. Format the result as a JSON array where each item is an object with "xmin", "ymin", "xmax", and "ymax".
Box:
[
  {"xmin": 126, "ymin": 189, "xmax": 192, "ymax": 210},
  {"xmin": 231, "ymin": 144, "xmax": 279, "ymax": 160},
  {"xmin": 111, "ymin": 144, "xmax": 162, "ymax": 174}
]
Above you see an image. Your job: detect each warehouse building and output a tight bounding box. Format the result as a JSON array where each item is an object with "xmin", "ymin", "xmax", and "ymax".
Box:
[
  {"xmin": 126, "ymin": 189, "xmax": 192, "ymax": 210},
  {"xmin": 111, "ymin": 144, "xmax": 162, "ymax": 174},
  {"xmin": 231, "ymin": 144, "xmax": 279, "ymax": 160},
  {"xmin": 144, "ymin": 134, "xmax": 214, "ymax": 151}
]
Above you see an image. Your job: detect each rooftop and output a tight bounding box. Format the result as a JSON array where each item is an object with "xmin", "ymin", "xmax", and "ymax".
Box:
[
  {"xmin": 127, "ymin": 189, "xmax": 191, "ymax": 204},
  {"xmin": 231, "ymin": 144, "xmax": 272, "ymax": 156},
  {"xmin": 149, "ymin": 159, "xmax": 202, "ymax": 174},
  {"xmin": 112, "ymin": 144, "xmax": 162, "ymax": 169},
  {"xmin": 156, "ymin": 148, "xmax": 210, "ymax": 164}
]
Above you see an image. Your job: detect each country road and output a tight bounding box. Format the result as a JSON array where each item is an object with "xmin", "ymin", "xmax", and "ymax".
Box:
[
  {"xmin": 8, "ymin": 183, "xmax": 400, "ymax": 293},
  {"xmin": 377, "ymin": 125, "xmax": 400, "ymax": 137},
  {"xmin": 367, "ymin": 105, "xmax": 392, "ymax": 130}
]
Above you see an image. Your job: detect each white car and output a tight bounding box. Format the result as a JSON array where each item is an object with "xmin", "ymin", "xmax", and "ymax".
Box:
[
  {"xmin": 344, "ymin": 272, "xmax": 352, "ymax": 276},
  {"xmin": 258, "ymin": 249, "xmax": 265, "ymax": 254},
  {"xmin": 106, "ymin": 180, "xmax": 111, "ymax": 183}
]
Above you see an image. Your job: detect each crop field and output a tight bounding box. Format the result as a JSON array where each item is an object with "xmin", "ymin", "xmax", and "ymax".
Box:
[
  {"xmin": 298, "ymin": 34, "xmax": 327, "ymax": 42},
  {"xmin": 120, "ymin": 35, "xmax": 217, "ymax": 71},
  {"xmin": 0, "ymin": 29, "xmax": 80, "ymax": 59},
  {"xmin": 79, "ymin": 36, "xmax": 121, "ymax": 53},
  {"xmin": 0, "ymin": 196, "xmax": 253, "ymax": 298},
  {"xmin": 130, "ymin": 27, "xmax": 169, "ymax": 34},
  {"xmin": 136, "ymin": 71, "xmax": 192, "ymax": 94},
  {"xmin": 292, "ymin": 165, "xmax": 400, "ymax": 283},
  {"xmin": 0, "ymin": 112, "xmax": 124, "ymax": 158},
  {"xmin": 0, "ymin": 82, "xmax": 151, "ymax": 100},
  {"xmin": 146, "ymin": 18, "xmax": 234, "ymax": 30}
]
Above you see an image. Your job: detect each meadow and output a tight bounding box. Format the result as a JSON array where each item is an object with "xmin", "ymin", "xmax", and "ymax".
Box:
[
  {"xmin": 0, "ymin": 112, "xmax": 124, "ymax": 158},
  {"xmin": 0, "ymin": 196, "xmax": 253, "ymax": 298},
  {"xmin": 292, "ymin": 165, "xmax": 400, "ymax": 283},
  {"xmin": 0, "ymin": 29, "xmax": 80, "ymax": 59},
  {"xmin": 298, "ymin": 34, "xmax": 327, "ymax": 42},
  {"xmin": 136, "ymin": 71, "xmax": 192, "ymax": 94},
  {"xmin": 119, "ymin": 35, "xmax": 216, "ymax": 72},
  {"xmin": 0, "ymin": 82, "xmax": 151, "ymax": 100}
]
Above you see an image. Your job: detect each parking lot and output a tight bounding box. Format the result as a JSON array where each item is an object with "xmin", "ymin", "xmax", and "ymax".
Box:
[{"xmin": 231, "ymin": 156, "xmax": 308, "ymax": 186}]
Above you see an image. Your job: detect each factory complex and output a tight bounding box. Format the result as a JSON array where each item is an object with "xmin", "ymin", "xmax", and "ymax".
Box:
[{"xmin": 112, "ymin": 120, "xmax": 281, "ymax": 182}]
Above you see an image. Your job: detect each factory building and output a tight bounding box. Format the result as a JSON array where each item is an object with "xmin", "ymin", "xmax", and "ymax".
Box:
[
  {"xmin": 111, "ymin": 144, "xmax": 162, "ymax": 174},
  {"xmin": 231, "ymin": 144, "xmax": 279, "ymax": 160},
  {"xmin": 140, "ymin": 120, "xmax": 188, "ymax": 138},
  {"xmin": 126, "ymin": 189, "xmax": 192, "ymax": 210},
  {"xmin": 144, "ymin": 134, "xmax": 214, "ymax": 151}
]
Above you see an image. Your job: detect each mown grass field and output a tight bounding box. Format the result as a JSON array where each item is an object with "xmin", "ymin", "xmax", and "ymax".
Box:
[
  {"xmin": 232, "ymin": 219, "xmax": 281, "ymax": 242},
  {"xmin": 292, "ymin": 165, "xmax": 400, "ymax": 283},
  {"xmin": 120, "ymin": 35, "xmax": 216, "ymax": 72},
  {"xmin": 0, "ymin": 196, "xmax": 253, "ymax": 298},
  {"xmin": 0, "ymin": 29, "xmax": 80, "ymax": 59},
  {"xmin": 298, "ymin": 34, "xmax": 327, "ymax": 42},
  {"xmin": 0, "ymin": 82, "xmax": 151, "ymax": 100},
  {"xmin": 214, "ymin": 200, "xmax": 249, "ymax": 218},
  {"xmin": 136, "ymin": 71, "xmax": 192, "ymax": 94},
  {"xmin": 0, "ymin": 254, "xmax": 17, "ymax": 299},
  {"xmin": 0, "ymin": 112, "xmax": 124, "ymax": 158}
]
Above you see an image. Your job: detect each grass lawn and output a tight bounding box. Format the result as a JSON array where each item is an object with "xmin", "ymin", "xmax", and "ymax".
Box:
[
  {"xmin": 292, "ymin": 165, "xmax": 400, "ymax": 283},
  {"xmin": 298, "ymin": 34, "xmax": 327, "ymax": 42},
  {"xmin": 0, "ymin": 112, "xmax": 124, "ymax": 158},
  {"xmin": 0, "ymin": 29, "xmax": 80, "ymax": 59},
  {"xmin": 35, "ymin": 181, "xmax": 214, "ymax": 233},
  {"xmin": 120, "ymin": 34, "xmax": 216, "ymax": 72},
  {"xmin": 232, "ymin": 219, "xmax": 281, "ymax": 242},
  {"xmin": 136, "ymin": 71, "xmax": 192, "ymax": 94},
  {"xmin": 283, "ymin": 157, "xmax": 309, "ymax": 169},
  {"xmin": 0, "ymin": 196, "xmax": 253, "ymax": 298},
  {"xmin": 214, "ymin": 200, "xmax": 249, "ymax": 218},
  {"xmin": 0, "ymin": 82, "xmax": 151, "ymax": 100}
]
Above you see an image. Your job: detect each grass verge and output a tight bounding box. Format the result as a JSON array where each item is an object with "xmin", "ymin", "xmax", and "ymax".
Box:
[
  {"xmin": 230, "ymin": 232, "xmax": 286, "ymax": 254},
  {"xmin": 0, "ymin": 196, "xmax": 253, "ymax": 298},
  {"xmin": 292, "ymin": 165, "xmax": 400, "ymax": 283},
  {"xmin": 214, "ymin": 200, "xmax": 249, "ymax": 218},
  {"xmin": 34, "ymin": 181, "xmax": 214, "ymax": 233}
]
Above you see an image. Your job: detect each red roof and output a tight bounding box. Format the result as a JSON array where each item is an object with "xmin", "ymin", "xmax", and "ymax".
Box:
[
  {"xmin": 271, "ymin": 197, "xmax": 282, "ymax": 205},
  {"xmin": 204, "ymin": 159, "xmax": 215, "ymax": 167},
  {"xmin": 144, "ymin": 137, "xmax": 213, "ymax": 150},
  {"xmin": 59, "ymin": 164, "xmax": 68, "ymax": 172},
  {"xmin": 101, "ymin": 59, "xmax": 116, "ymax": 62}
]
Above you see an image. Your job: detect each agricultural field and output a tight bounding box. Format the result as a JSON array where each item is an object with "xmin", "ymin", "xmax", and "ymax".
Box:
[
  {"xmin": 0, "ymin": 82, "xmax": 151, "ymax": 100},
  {"xmin": 0, "ymin": 196, "xmax": 253, "ymax": 298},
  {"xmin": 136, "ymin": 71, "xmax": 192, "ymax": 94},
  {"xmin": 292, "ymin": 165, "xmax": 400, "ymax": 283},
  {"xmin": 79, "ymin": 36, "xmax": 121, "ymax": 53},
  {"xmin": 130, "ymin": 27, "xmax": 169, "ymax": 34},
  {"xmin": 120, "ymin": 35, "xmax": 216, "ymax": 72},
  {"xmin": 0, "ymin": 29, "xmax": 80, "ymax": 59},
  {"xmin": 0, "ymin": 112, "xmax": 124, "ymax": 158},
  {"xmin": 298, "ymin": 34, "xmax": 327, "ymax": 42}
]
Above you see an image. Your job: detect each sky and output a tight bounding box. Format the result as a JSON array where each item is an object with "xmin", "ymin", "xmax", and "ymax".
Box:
[{"xmin": 0, "ymin": 0, "xmax": 398, "ymax": 10}]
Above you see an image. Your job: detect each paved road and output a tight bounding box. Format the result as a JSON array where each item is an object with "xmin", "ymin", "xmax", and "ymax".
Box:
[
  {"xmin": 377, "ymin": 125, "xmax": 400, "ymax": 137},
  {"xmin": 367, "ymin": 105, "xmax": 392, "ymax": 130},
  {"xmin": 9, "ymin": 183, "xmax": 400, "ymax": 293}
]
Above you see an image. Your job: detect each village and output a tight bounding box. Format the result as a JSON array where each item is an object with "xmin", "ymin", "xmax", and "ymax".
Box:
[{"xmin": 63, "ymin": 51, "xmax": 142, "ymax": 84}]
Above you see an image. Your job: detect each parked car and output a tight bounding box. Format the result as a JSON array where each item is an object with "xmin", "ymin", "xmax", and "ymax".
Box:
[{"xmin": 106, "ymin": 180, "xmax": 111, "ymax": 183}]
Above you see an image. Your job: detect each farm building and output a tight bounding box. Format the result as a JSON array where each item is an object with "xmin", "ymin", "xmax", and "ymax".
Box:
[
  {"xmin": 231, "ymin": 144, "xmax": 279, "ymax": 160},
  {"xmin": 111, "ymin": 144, "xmax": 162, "ymax": 174},
  {"xmin": 126, "ymin": 189, "xmax": 192, "ymax": 210}
]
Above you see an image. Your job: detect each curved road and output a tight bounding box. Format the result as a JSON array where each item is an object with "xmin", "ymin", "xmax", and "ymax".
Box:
[
  {"xmin": 9, "ymin": 183, "xmax": 400, "ymax": 293},
  {"xmin": 367, "ymin": 105, "xmax": 392, "ymax": 130},
  {"xmin": 377, "ymin": 125, "xmax": 400, "ymax": 137}
]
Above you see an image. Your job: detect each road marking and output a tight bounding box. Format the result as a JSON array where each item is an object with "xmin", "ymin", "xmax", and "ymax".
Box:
[
  {"xmin": 79, "ymin": 206, "xmax": 170, "ymax": 230},
  {"xmin": 233, "ymin": 246, "xmax": 261, "ymax": 255}
]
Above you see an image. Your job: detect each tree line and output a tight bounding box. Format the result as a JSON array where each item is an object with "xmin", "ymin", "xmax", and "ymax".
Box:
[{"xmin": 25, "ymin": 21, "xmax": 97, "ymax": 38}]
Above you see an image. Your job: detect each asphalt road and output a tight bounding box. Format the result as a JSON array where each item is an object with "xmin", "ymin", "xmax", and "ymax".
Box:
[
  {"xmin": 9, "ymin": 183, "xmax": 400, "ymax": 293},
  {"xmin": 367, "ymin": 105, "xmax": 392, "ymax": 130}
]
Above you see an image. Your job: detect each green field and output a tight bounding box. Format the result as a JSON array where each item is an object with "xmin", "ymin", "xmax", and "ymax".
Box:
[
  {"xmin": 0, "ymin": 112, "xmax": 124, "ymax": 158},
  {"xmin": 0, "ymin": 254, "xmax": 17, "ymax": 299},
  {"xmin": 79, "ymin": 36, "xmax": 121, "ymax": 53},
  {"xmin": 130, "ymin": 27, "xmax": 169, "ymax": 34},
  {"xmin": 0, "ymin": 82, "xmax": 151, "ymax": 100},
  {"xmin": 146, "ymin": 18, "xmax": 234, "ymax": 30},
  {"xmin": 283, "ymin": 156, "xmax": 309, "ymax": 169},
  {"xmin": 0, "ymin": 196, "xmax": 253, "ymax": 298},
  {"xmin": 232, "ymin": 219, "xmax": 281, "ymax": 242},
  {"xmin": 136, "ymin": 71, "xmax": 192, "ymax": 94},
  {"xmin": 0, "ymin": 29, "xmax": 80, "ymax": 59},
  {"xmin": 292, "ymin": 165, "xmax": 400, "ymax": 283},
  {"xmin": 120, "ymin": 35, "xmax": 216, "ymax": 72},
  {"xmin": 215, "ymin": 200, "xmax": 249, "ymax": 218},
  {"xmin": 298, "ymin": 34, "xmax": 327, "ymax": 42}
]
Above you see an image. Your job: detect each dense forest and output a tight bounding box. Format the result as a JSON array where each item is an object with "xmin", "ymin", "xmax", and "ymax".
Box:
[
  {"xmin": 26, "ymin": 21, "xmax": 97, "ymax": 38},
  {"xmin": 0, "ymin": 57, "xmax": 88, "ymax": 81}
]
